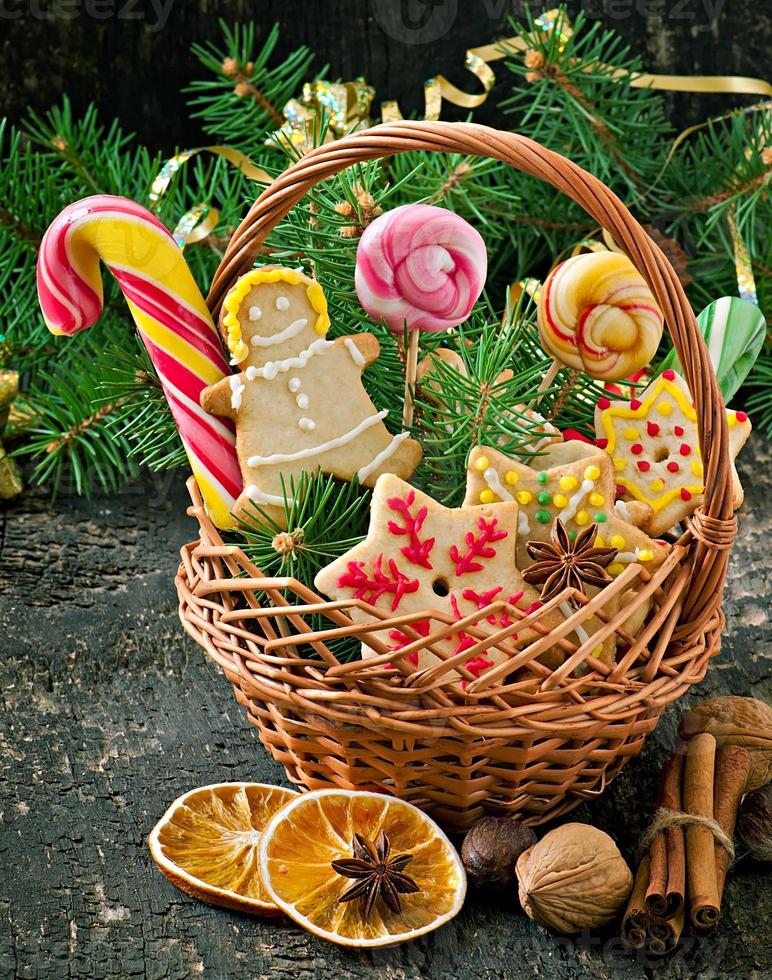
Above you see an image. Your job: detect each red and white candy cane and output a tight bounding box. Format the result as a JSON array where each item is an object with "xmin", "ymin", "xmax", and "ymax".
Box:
[{"xmin": 36, "ymin": 195, "xmax": 242, "ymax": 528}]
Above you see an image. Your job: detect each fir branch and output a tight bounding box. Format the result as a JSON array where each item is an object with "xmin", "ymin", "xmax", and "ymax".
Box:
[{"xmin": 187, "ymin": 21, "xmax": 317, "ymax": 150}]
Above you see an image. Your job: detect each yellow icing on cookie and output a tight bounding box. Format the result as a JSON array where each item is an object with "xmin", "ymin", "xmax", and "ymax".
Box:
[
  {"xmin": 504, "ymin": 470, "xmax": 519, "ymax": 485},
  {"xmin": 559, "ymin": 475, "xmax": 578, "ymax": 491},
  {"xmin": 222, "ymin": 267, "xmax": 330, "ymax": 362},
  {"xmin": 589, "ymin": 492, "xmax": 605, "ymax": 507},
  {"xmin": 475, "ymin": 455, "xmax": 490, "ymax": 471},
  {"xmin": 623, "ymin": 427, "xmax": 638, "ymax": 440},
  {"xmin": 553, "ymin": 493, "xmax": 568, "ymax": 508},
  {"xmin": 598, "ymin": 376, "xmax": 703, "ymax": 513},
  {"xmin": 691, "ymin": 459, "xmax": 704, "ymax": 478},
  {"xmin": 516, "ymin": 490, "xmax": 533, "ymax": 505},
  {"xmin": 479, "ymin": 489, "xmax": 496, "ymax": 504}
]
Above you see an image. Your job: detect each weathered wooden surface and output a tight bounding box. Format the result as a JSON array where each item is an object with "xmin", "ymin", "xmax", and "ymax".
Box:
[
  {"xmin": 0, "ymin": 434, "xmax": 770, "ymax": 979},
  {"xmin": 2, "ymin": 0, "xmax": 770, "ymax": 149}
]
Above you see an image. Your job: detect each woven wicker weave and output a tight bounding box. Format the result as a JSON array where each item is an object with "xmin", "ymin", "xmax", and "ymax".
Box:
[{"xmin": 175, "ymin": 121, "xmax": 737, "ymax": 832}]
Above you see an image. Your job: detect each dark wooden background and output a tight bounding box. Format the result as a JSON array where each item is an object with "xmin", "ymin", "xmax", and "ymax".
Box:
[{"xmin": 2, "ymin": 0, "xmax": 771, "ymax": 148}]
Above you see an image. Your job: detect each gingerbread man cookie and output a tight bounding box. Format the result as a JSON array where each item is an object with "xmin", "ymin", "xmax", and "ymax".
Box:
[
  {"xmin": 595, "ymin": 369, "xmax": 751, "ymax": 536},
  {"xmin": 417, "ymin": 347, "xmax": 563, "ymax": 453},
  {"xmin": 200, "ymin": 267, "xmax": 422, "ymax": 525},
  {"xmin": 314, "ymin": 474, "xmax": 565, "ymax": 676}
]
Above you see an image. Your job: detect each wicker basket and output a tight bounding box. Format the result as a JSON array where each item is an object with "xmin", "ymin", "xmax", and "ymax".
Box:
[{"xmin": 175, "ymin": 121, "xmax": 738, "ymax": 832}]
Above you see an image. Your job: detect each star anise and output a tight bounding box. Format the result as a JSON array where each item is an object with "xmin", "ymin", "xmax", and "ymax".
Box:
[
  {"xmin": 331, "ymin": 831, "xmax": 420, "ymax": 918},
  {"xmin": 522, "ymin": 519, "xmax": 618, "ymax": 606}
]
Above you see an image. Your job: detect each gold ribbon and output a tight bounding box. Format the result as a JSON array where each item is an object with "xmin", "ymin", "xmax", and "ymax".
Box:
[
  {"xmin": 275, "ymin": 78, "xmax": 375, "ymax": 151},
  {"xmin": 431, "ymin": 10, "xmax": 771, "ymax": 117},
  {"xmin": 148, "ymin": 146, "xmax": 271, "ymax": 249},
  {"xmin": 0, "ymin": 367, "xmax": 23, "ymax": 499}
]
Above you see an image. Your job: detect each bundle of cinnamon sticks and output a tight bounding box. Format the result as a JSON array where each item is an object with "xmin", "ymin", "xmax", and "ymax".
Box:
[{"xmin": 622, "ymin": 732, "xmax": 751, "ymax": 955}]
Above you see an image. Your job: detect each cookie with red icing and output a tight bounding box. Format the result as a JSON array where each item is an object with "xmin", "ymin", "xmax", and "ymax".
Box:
[
  {"xmin": 314, "ymin": 474, "xmax": 563, "ymax": 676},
  {"xmin": 595, "ymin": 369, "xmax": 751, "ymax": 536}
]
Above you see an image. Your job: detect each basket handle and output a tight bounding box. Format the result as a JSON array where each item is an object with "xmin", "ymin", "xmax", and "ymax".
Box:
[{"xmin": 206, "ymin": 120, "xmax": 735, "ymax": 627}]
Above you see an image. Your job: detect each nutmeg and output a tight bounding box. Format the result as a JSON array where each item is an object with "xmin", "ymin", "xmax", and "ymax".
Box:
[
  {"xmin": 516, "ymin": 823, "xmax": 633, "ymax": 933},
  {"xmin": 461, "ymin": 816, "xmax": 536, "ymax": 890},
  {"xmin": 737, "ymin": 783, "xmax": 772, "ymax": 864},
  {"xmin": 678, "ymin": 696, "xmax": 772, "ymax": 790}
]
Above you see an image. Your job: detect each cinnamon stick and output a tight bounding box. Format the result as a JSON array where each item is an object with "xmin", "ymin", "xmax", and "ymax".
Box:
[
  {"xmin": 713, "ymin": 745, "xmax": 751, "ymax": 901},
  {"xmin": 684, "ymin": 732, "xmax": 720, "ymax": 929},
  {"xmin": 622, "ymin": 854, "xmax": 650, "ymax": 948},
  {"xmin": 645, "ymin": 753, "xmax": 685, "ymax": 919},
  {"xmin": 648, "ymin": 908, "xmax": 685, "ymax": 956}
]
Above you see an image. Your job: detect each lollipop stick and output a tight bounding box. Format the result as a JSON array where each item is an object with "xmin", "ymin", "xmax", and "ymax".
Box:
[
  {"xmin": 402, "ymin": 329, "xmax": 420, "ymax": 429},
  {"xmin": 536, "ymin": 357, "xmax": 562, "ymax": 395}
]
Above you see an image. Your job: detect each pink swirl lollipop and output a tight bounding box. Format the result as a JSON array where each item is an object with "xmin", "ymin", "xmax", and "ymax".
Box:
[
  {"xmin": 356, "ymin": 203, "xmax": 487, "ymax": 427},
  {"xmin": 355, "ymin": 203, "xmax": 487, "ymax": 334}
]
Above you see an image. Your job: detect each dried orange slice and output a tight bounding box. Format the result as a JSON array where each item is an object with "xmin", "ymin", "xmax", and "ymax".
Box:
[
  {"xmin": 258, "ymin": 789, "xmax": 466, "ymax": 947},
  {"xmin": 148, "ymin": 782, "xmax": 298, "ymax": 915}
]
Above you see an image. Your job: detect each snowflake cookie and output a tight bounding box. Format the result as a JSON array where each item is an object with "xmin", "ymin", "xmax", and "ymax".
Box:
[
  {"xmin": 314, "ymin": 474, "xmax": 566, "ymax": 677},
  {"xmin": 594, "ymin": 369, "xmax": 751, "ymax": 536},
  {"xmin": 200, "ymin": 267, "xmax": 422, "ymax": 525}
]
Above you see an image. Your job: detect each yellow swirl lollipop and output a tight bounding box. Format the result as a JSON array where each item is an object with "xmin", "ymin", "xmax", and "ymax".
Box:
[{"xmin": 538, "ymin": 251, "xmax": 664, "ymax": 382}]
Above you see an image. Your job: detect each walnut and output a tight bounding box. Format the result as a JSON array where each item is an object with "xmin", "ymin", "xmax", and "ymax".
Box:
[
  {"xmin": 515, "ymin": 823, "xmax": 632, "ymax": 933},
  {"xmin": 678, "ymin": 696, "xmax": 772, "ymax": 791}
]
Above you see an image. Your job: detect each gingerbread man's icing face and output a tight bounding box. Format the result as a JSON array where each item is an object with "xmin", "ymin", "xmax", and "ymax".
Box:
[{"xmin": 223, "ymin": 268, "xmax": 330, "ymax": 373}]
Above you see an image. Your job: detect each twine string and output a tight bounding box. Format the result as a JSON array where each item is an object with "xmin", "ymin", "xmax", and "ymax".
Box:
[{"xmin": 639, "ymin": 805, "xmax": 735, "ymax": 861}]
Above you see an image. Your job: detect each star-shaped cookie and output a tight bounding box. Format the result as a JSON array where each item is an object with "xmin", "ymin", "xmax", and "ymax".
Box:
[
  {"xmin": 314, "ymin": 474, "xmax": 561, "ymax": 676},
  {"xmin": 463, "ymin": 442, "xmax": 670, "ymax": 577},
  {"xmin": 594, "ymin": 369, "xmax": 751, "ymax": 536}
]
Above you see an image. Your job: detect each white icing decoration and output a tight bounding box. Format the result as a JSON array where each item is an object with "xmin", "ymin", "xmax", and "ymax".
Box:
[
  {"xmin": 245, "ymin": 338, "xmax": 333, "ymax": 381},
  {"xmin": 229, "ymin": 375, "xmax": 245, "ymax": 411},
  {"xmin": 482, "ymin": 467, "xmax": 514, "ymax": 502},
  {"xmin": 251, "ymin": 317, "xmax": 307, "ymax": 347},
  {"xmin": 288, "ymin": 377, "xmax": 301, "ymax": 393},
  {"xmin": 275, "ymin": 295, "xmax": 290, "ymax": 311},
  {"xmin": 296, "ymin": 393, "xmax": 309, "ymax": 409},
  {"xmin": 245, "ymin": 483, "xmax": 294, "ymax": 507},
  {"xmin": 248, "ymin": 305, "xmax": 262, "ymax": 321},
  {"xmin": 247, "ymin": 410, "xmax": 388, "ymax": 467},
  {"xmin": 298, "ymin": 417, "xmax": 316, "ymax": 431},
  {"xmin": 614, "ymin": 500, "xmax": 633, "ymax": 521},
  {"xmin": 559, "ymin": 478, "xmax": 594, "ymax": 522},
  {"xmin": 357, "ymin": 432, "xmax": 410, "ymax": 484},
  {"xmin": 560, "ymin": 601, "xmax": 590, "ymax": 646},
  {"xmin": 616, "ymin": 548, "xmax": 642, "ymax": 563},
  {"xmin": 518, "ymin": 510, "xmax": 530, "ymax": 537},
  {"xmin": 344, "ymin": 338, "xmax": 365, "ymax": 367}
]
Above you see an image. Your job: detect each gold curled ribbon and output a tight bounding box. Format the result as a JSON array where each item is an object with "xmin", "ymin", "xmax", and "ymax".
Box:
[
  {"xmin": 275, "ymin": 78, "xmax": 376, "ymax": 151},
  {"xmin": 148, "ymin": 145, "xmax": 270, "ymax": 248},
  {"xmin": 382, "ymin": 77, "xmax": 442, "ymax": 123},
  {"xmin": 0, "ymin": 368, "xmax": 23, "ymax": 499},
  {"xmin": 423, "ymin": 9, "xmax": 771, "ymax": 117}
]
